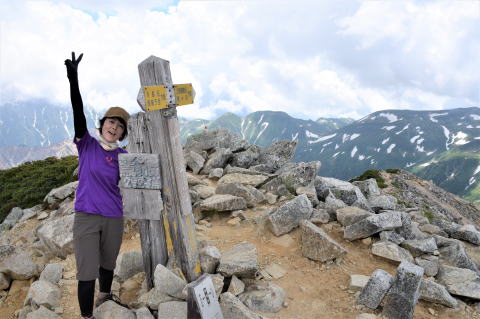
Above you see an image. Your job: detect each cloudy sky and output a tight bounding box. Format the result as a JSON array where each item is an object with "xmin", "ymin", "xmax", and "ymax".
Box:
[{"xmin": 0, "ymin": 0, "xmax": 478, "ymax": 121}]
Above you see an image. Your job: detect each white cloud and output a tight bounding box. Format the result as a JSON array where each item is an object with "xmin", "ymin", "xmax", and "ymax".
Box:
[{"xmin": 0, "ymin": 0, "xmax": 478, "ymax": 120}]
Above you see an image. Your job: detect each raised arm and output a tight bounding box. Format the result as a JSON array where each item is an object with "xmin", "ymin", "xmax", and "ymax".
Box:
[{"xmin": 65, "ymin": 52, "xmax": 87, "ymax": 141}]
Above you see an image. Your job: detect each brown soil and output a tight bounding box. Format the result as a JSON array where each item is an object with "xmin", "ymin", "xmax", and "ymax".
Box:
[{"xmin": 0, "ymin": 207, "xmax": 475, "ymax": 319}]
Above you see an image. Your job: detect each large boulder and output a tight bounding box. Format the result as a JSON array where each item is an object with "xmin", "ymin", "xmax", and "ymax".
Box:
[
  {"xmin": 196, "ymin": 195, "xmax": 247, "ymax": 213},
  {"xmin": 0, "ymin": 245, "xmax": 40, "ymax": 280},
  {"xmin": 184, "ymin": 128, "xmax": 248, "ymax": 153},
  {"xmin": 261, "ymin": 161, "xmax": 321, "ymax": 195},
  {"xmin": 239, "ymin": 282, "xmax": 285, "ymax": 313},
  {"xmin": 266, "ymin": 194, "xmax": 313, "ymax": 236},
  {"xmin": 201, "ymin": 148, "xmax": 233, "ymax": 174},
  {"xmin": 39, "ymin": 264, "xmax": 63, "ymax": 285},
  {"xmin": 255, "ymin": 140, "xmax": 297, "ymax": 173},
  {"xmin": 357, "ymin": 269, "xmax": 394, "ymax": 309},
  {"xmin": 450, "ymin": 224, "xmax": 480, "ymax": 246},
  {"xmin": 336, "ymin": 206, "xmax": 373, "ymax": 227},
  {"xmin": 218, "ymin": 173, "xmax": 270, "ymax": 188},
  {"xmin": 25, "ymin": 306, "xmax": 61, "ymax": 319},
  {"xmin": 220, "ymin": 292, "xmax": 264, "ymax": 319},
  {"xmin": 314, "ymin": 177, "xmax": 368, "ymax": 208},
  {"xmin": 36, "ymin": 214, "xmax": 74, "ymax": 259},
  {"xmin": 43, "ymin": 181, "xmax": 78, "ymax": 207},
  {"xmin": 368, "ymin": 195, "xmax": 397, "ymax": 212},
  {"xmin": 216, "ymin": 182, "xmax": 265, "ymax": 208},
  {"xmin": 157, "ymin": 301, "xmax": 187, "ymax": 319},
  {"xmin": 24, "ymin": 280, "xmax": 61, "ymax": 310},
  {"xmin": 371, "ymin": 241, "xmax": 414, "ymax": 263},
  {"xmin": 419, "ymin": 279, "xmax": 458, "ymax": 308},
  {"xmin": 184, "ymin": 150, "xmax": 205, "ymax": 175},
  {"xmin": 153, "ymin": 264, "xmax": 187, "ymax": 299},
  {"xmin": 114, "ymin": 251, "xmax": 144, "ymax": 282},
  {"xmin": 217, "ymin": 242, "xmax": 258, "ymax": 278},
  {"xmin": 344, "ymin": 211, "xmax": 402, "ymax": 241},
  {"xmin": 400, "ymin": 238, "xmax": 437, "ymax": 257},
  {"xmin": 94, "ymin": 300, "xmax": 135, "ymax": 319},
  {"xmin": 199, "ymin": 245, "xmax": 221, "ymax": 274},
  {"xmin": 231, "ymin": 145, "xmax": 261, "ymax": 168},
  {"xmin": 1, "ymin": 207, "xmax": 24, "ymax": 230},
  {"xmin": 300, "ymin": 220, "xmax": 347, "ymax": 262},
  {"xmin": 352, "ymin": 178, "xmax": 381, "ymax": 197}
]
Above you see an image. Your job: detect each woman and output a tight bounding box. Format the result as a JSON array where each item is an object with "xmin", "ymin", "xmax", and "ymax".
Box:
[{"xmin": 65, "ymin": 52, "xmax": 129, "ymax": 319}]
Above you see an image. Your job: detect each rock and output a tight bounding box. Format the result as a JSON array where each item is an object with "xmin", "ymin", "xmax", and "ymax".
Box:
[
  {"xmin": 400, "ymin": 238, "xmax": 438, "ymax": 257},
  {"xmin": 218, "ymin": 173, "xmax": 269, "ymax": 187},
  {"xmin": 26, "ymin": 306, "xmax": 61, "ymax": 319},
  {"xmin": 419, "ymin": 224, "xmax": 446, "ymax": 236},
  {"xmin": 36, "ymin": 214, "xmax": 74, "ymax": 259},
  {"xmin": 262, "ymin": 161, "xmax": 320, "ymax": 196},
  {"xmin": 133, "ymin": 307, "xmax": 154, "ymax": 319},
  {"xmin": 336, "ymin": 206, "xmax": 373, "ymax": 227},
  {"xmin": 256, "ymin": 140, "xmax": 297, "ymax": 173},
  {"xmin": 2, "ymin": 207, "xmax": 24, "ymax": 230},
  {"xmin": 0, "ymin": 245, "xmax": 40, "ymax": 280},
  {"xmin": 231, "ymin": 145, "xmax": 261, "ymax": 168},
  {"xmin": 185, "ymin": 150, "xmax": 205, "ymax": 174},
  {"xmin": 227, "ymin": 217, "xmax": 242, "ymax": 226},
  {"xmin": 409, "ymin": 210, "xmax": 430, "ymax": 226},
  {"xmin": 450, "ymin": 224, "xmax": 480, "ymax": 246},
  {"xmin": 315, "ymin": 177, "xmax": 370, "ymax": 210},
  {"xmin": 211, "ymin": 274, "xmax": 225, "ymax": 296},
  {"xmin": 190, "ymin": 190, "xmax": 201, "ymax": 204},
  {"xmin": 415, "ymin": 256, "xmax": 439, "ymax": 277},
  {"xmin": 24, "ymin": 280, "xmax": 61, "ymax": 310},
  {"xmin": 436, "ymin": 265, "xmax": 478, "ymax": 286},
  {"xmin": 309, "ymin": 208, "xmax": 330, "ymax": 224},
  {"xmin": 94, "ymin": 300, "xmax": 135, "ymax": 319},
  {"xmin": 357, "ymin": 269, "xmax": 394, "ymax": 309},
  {"xmin": 217, "ymin": 242, "xmax": 259, "ymax": 278},
  {"xmin": 216, "ymin": 182, "xmax": 265, "ymax": 208},
  {"xmin": 267, "ymin": 194, "xmax": 313, "ymax": 236},
  {"xmin": 349, "ymin": 274, "xmax": 370, "ymax": 292},
  {"xmin": 135, "ymin": 287, "xmax": 178, "ymax": 310},
  {"xmin": 393, "ymin": 212, "xmax": 420, "ymax": 240},
  {"xmin": 295, "ymin": 186, "xmax": 319, "ymax": 207},
  {"xmin": 264, "ymin": 263, "xmax": 287, "ymax": 280},
  {"xmin": 201, "ymin": 148, "xmax": 233, "ymax": 174},
  {"xmin": 199, "ymin": 245, "xmax": 221, "ymax": 274},
  {"xmin": 39, "ymin": 264, "xmax": 63, "ymax": 285},
  {"xmin": 300, "ymin": 220, "xmax": 347, "ymax": 262},
  {"xmin": 356, "ymin": 314, "xmax": 377, "ymax": 319},
  {"xmin": 382, "ymin": 261, "xmax": 424, "ymax": 319},
  {"xmin": 438, "ymin": 240, "xmax": 479, "ymax": 272},
  {"xmin": 37, "ymin": 212, "xmax": 49, "ymax": 220},
  {"xmin": 153, "ymin": 264, "xmax": 187, "ymax": 299},
  {"xmin": 228, "ymin": 275, "xmax": 245, "ymax": 296},
  {"xmin": 368, "ymin": 195, "xmax": 397, "ymax": 212},
  {"xmin": 209, "ymin": 167, "xmax": 224, "ymax": 179},
  {"xmin": 43, "ymin": 181, "xmax": 78, "ymax": 207},
  {"xmin": 184, "ymin": 128, "xmax": 248, "ymax": 154},
  {"xmin": 224, "ymin": 165, "xmax": 272, "ymax": 177},
  {"xmin": 114, "ymin": 251, "xmax": 143, "ymax": 282},
  {"xmin": 239, "ymin": 282, "xmax": 285, "ymax": 313},
  {"xmin": 196, "ymin": 194, "xmax": 247, "ymax": 212},
  {"xmin": 352, "ymin": 179, "xmax": 381, "ymax": 197},
  {"xmin": 220, "ymin": 292, "xmax": 263, "ymax": 319},
  {"xmin": 371, "ymin": 241, "xmax": 414, "ymax": 263},
  {"xmin": 344, "ymin": 211, "xmax": 402, "ymax": 241},
  {"xmin": 192, "ymin": 184, "xmax": 216, "ymax": 199},
  {"xmin": 314, "ymin": 176, "xmax": 353, "ymax": 199},
  {"xmin": 324, "ymin": 192, "xmax": 347, "ymax": 220},
  {"xmin": 446, "ymin": 280, "xmax": 480, "ymax": 300},
  {"xmin": 186, "ymin": 173, "xmax": 207, "ymax": 187},
  {"xmin": 19, "ymin": 205, "xmax": 43, "ymax": 223},
  {"xmin": 419, "ymin": 279, "xmax": 458, "ymax": 308},
  {"xmin": 157, "ymin": 301, "xmax": 187, "ymax": 319},
  {"xmin": 0, "ymin": 272, "xmax": 11, "ymax": 290},
  {"xmin": 265, "ymin": 192, "xmax": 277, "ymax": 204},
  {"xmin": 379, "ymin": 231, "xmax": 405, "ymax": 245}
]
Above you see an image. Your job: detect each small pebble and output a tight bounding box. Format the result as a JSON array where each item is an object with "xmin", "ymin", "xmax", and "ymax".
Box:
[{"xmin": 428, "ymin": 308, "xmax": 435, "ymax": 315}]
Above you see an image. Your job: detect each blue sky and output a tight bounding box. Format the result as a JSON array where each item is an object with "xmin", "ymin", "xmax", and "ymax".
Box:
[{"xmin": 0, "ymin": 0, "xmax": 478, "ymax": 120}]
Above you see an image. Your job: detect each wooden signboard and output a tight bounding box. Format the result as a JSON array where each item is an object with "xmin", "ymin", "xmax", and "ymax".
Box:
[{"xmin": 187, "ymin": 274, "xmax": 223, "ymax": 319}]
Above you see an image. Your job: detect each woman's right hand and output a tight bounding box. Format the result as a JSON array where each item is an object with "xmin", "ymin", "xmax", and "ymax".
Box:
[{"xmin": 64, "ymin": 52, "xmax": 83, "ymax": 81}]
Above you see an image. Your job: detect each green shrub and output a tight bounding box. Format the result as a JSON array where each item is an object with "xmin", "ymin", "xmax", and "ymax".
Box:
[
  {"xmin": 386, "ymin": 168, "xmax": 400, "ymax": 174},
  {"xmin": 423, "ymin": 209, "xmax": 435, "ymax": 222},
  {"xmin": 349, "ymin": 169, "xmax": 387, "ymax": 188},
  {"xmin": 0, "ymin": 156, "xmax": 78, "ymax": 223}
]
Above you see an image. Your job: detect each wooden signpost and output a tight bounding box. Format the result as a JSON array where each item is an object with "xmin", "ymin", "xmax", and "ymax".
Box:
[{"xmin": 120, "ymin": 56, "xmax": 201, "ymax": 288}]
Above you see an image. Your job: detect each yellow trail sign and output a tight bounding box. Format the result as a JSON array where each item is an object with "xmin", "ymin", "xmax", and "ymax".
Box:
[{"xmin": 144, "ymin": 83, "xmax": 194, "ymax": 111}]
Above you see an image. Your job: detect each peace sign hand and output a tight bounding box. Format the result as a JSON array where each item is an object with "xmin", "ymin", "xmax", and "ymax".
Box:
[{"xmin": 64, "ymin": 52, "xmax": 83, "ymax": 81}]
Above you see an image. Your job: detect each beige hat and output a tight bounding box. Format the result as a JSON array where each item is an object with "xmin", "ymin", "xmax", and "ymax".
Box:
[{"xmin": 103, "ymin": 106, "xmax": 130, "ymax": 126}]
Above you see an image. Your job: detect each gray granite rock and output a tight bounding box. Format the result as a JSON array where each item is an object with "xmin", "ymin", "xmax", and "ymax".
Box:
[
  {"xmin": 220, "ymin": 292, "xmax": 264, "ymax": 319},
  {"xmin": 438, "ymin": 240, "xmax": 479, "ymax": 273},
  {"xmin": 446, "ymin": 280, "xmax": 480, "ymax": 300},
  {"xmin": 336, "ymin": 206, "xmax": 373, "ymax": 227},
  {"xmin": 415, "ymin": 256, "xmax": 439, "ymax": 277},
  {"xmin": 344, "ymin": 211, "xmax": 402, "ymax": 241},
  {"xmin": 153, "ymin": 264, "xmax": 187, "ymax": 299},
  {"xmin": 357, "ymin": 269, "xmax": 394, "ymax": 309},
  {"xmin": 295, "ymin": 186, "xmax": 319, "ymax": 206},
  {"xmin": 199, "ymin": 245, "xmax": 221, "ymax": 274},
  {"xmin": 372, "ymin": 241, "xmax": 414, "ymax": 263},
  {"xmin": 419, "ymin": 279, "xmax": 458, "ymax": 308},
  {"xmin": 192, "ymin": 184, "xmax": 216, "ymax": 199},
  {"xmin": 209, "ymin": 167, "xmax": 224, "ymax": 180},
  {"xmin": 266, "ymin": 194, "xmax": 313, "ymax": 236},
  {"xmin": 26, "ymin": 306, "xmax": 61, "ymax": 319},
  {"xmin": 400, "ymin": 238, "xmax": 438, "ymax": 257},
  {"xmin": 114, "ymin": 251, "xmax": 144, "ymax": 282},
  {"xmin": 309, "ymin": 208, "xmax": 331, "ymax": 224},
  {"xmin": 257, "ymin": 140, "xmax": 297, "ymax": 173},
  {"xmin": 239, "ymin": 282, "xmax": 285, "ymax": 313},
  {"xmin": 135, "ymin": 287, "xmax": 178, "ymax": 310},
  {"xmin": 217, "ymin": 242, "xmax": 258, "ymax": 278},
  {"xmin": 43, "ymin": 181, "xmax": 78, "ymax": 207},
  {"xmin": 382, "ymin": 261, "xmax": 424, "ymax": 319},
  {"xmin": 133, "ymin": 307, "xmax": 154, "ymax": 319},
  {"xmin": 349, "ymin": 274, "xmax": 370, "ymax": 292},
  {"xmin": 94, "ymin": 300, "xmax": 135, "ymax": 319},
  {"xmin": 300, "ymin": 220, "xmax": 347, "ymax": 262},
  {"xmin": 352, "ymin": 179, "xmax": 381, "ymax": 197},
  {"xmin": 216, "ymin": 182, "xmax": 265, "ymax": 208},
  {"xmin": 24, "ymin": 280, "xmax": 61, "ymax": 310},
  {"xmin": 228, "ymin": 275, "xmax": 245, "ymax": 296},
  {"xmin": 231, "ymin": 145, "xmax": 261, "ymax": 168},
  {"xmin": 262, "ymin": 161, "xmax": 320, "ymax": 196},
  {"xmin": 2, "ymin": 207, "xmax": 24, "ymax": 230},
  {"xmin": 201, "ymin": 148, "xmax": 233, "ymax": 174},
  {"xmin": 184, "ymin": 128, "xmax": 248, "ymax": 154},
  {"xmin": 393, "ymin": 212, "xmax": 419, "ymax": 240},
  {"xmin": 196, "ymin": 194, "xmax": 247, "ymax": 212},
  {"xmin": 0, "ymin": 272, "xmax": 11, "ymax": 290},
  {"xmin": 186, "ymin": 173, "xmax": 207, "ymax": 187},
  {"xmin": 39, "ymin": 264, "xmax": 63, "ymax": 285},
  {"xmin": 368, "ymin": 195, "xmax": 397, "ymax": 212},
  {"xmin": 19, "ymin": 205, "xmax": 43, "ymax": 223},
  {"xmin": 0, "ymin": 245, "xmax": 40, "ymax": 280},
  {"xmin": 218, "ymin": 173, "xmax": 269, "ymax": 187},
  {"xmin": 36, "ymin": 214, "xmax": 74, "ymax": 259},
  {"xmin": 379, "ymin": 230, "xmax": 405, "ymax": 245},
  {"xmin": 324, "ymin": 191, "xmax": 347, "ymax": 220},
  {"xmin": 157, "ymin": 301, "xmax": 187, "ymax": 319},
  {"xmin": 314, "ymin": 177, "xmax": 357, "ymax": 200},
  {"xmin": 211, "ymin": 274, "xmax": 225, "ymax": 296},
  {"xmin": 185, "ymin": 150, "xmax": 205, "ymax": 175},
  {"xmin": 450, "ymin": 224, "xmax": 480, "ymax": 246},
  {"xmin": 436, "ymin": 265, "xmax": 478, "ymax": 286}
]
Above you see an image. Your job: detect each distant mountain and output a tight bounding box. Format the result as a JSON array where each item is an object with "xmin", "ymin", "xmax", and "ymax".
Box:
[{"xmin": 0, "ymin": 99, "xmax": 102, "ymax": 147}]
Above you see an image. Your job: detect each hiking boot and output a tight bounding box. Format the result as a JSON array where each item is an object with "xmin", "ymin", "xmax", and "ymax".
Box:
[
  {"xmin": 81, "ymin": 315, "xmax": 95, "ymax": 319},
  {"xmin": 95, "ymin": 292, "xmax": 129, "ymax": 308}
]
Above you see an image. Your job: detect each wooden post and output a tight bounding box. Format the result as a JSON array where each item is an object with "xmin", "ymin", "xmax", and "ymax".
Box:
[{"xmin": 134, "ymin": 56, "xmax": 201, "ymax": 282}]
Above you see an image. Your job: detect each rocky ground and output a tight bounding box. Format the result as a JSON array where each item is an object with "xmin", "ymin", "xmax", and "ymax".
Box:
[{"xmin": 2, "ymin": 128, "xmax": 480, "ymax": 319}]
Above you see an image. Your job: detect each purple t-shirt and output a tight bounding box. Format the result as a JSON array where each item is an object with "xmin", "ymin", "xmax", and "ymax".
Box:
[{"xmin": 74, "ymin": 131, "xmax": 127, "ymax": 217}]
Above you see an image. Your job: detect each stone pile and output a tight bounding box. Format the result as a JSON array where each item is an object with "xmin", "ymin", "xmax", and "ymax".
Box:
[{"xmin": 2, "ymin": 128, "xmax": 480, "ymax": 318}]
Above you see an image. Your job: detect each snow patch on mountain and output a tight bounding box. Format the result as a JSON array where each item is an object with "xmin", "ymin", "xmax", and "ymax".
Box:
[
  {"xmin": 387, "ymin": 144, "xmax": 396, "ymax": 153},
  {"xmin": 378, "ymin": 112, "xmax": 399, "ymax": 123},
  {"xmin": 382, "ymin": 137, "xmax": 390, "ymax": 145},
  {"xmin": 291, "ymin": 132, "xmax": 298, "ymax": 141},
  {"xmin": 417, "ymin": 138, "xmax": 424, "ymax": 144},
  {"xmin": 396, "ymin": 124, "xmax": 410, "ymax": 135},
  {"xmin": 358, "ymin": 155, "xmax": 365, "ymax": 160},
  {"xmin": 382, "ymin": 126, "xmax": 396, "ymax": 131},
  {"xmin": 305, "ymin": 130, "xmax": 319, "ymax": 139},
  {"xmin": 308, "ymin": 133, "xmax": 336, "ymax": 144},
  {"xmin": 473, "ymin": 164, "xmax": 480, "ymax": 175},
  {"xmin": 410, "ymin": 135, "xmax": 420, "ymax": 143},
  {"xmin": 453, "ymin": 131, "xmax": 468, "ymax": 145},
  {"xmin": 253, "ymin": 122, "xmax": 269, "ymax": 144},
  {"xmin": 351, "ymin": 146, "xmax": 358, "ymax": 158},
  {"xmin": 442, "ymin": 125, "xmax": 451, "ymax": 150},
  {"xmin": 350, "ymin": 133, "xmax": 360, "ymax": 141},
  {"xmin": 470, "ymin": 114, "xmax": 480, "ymax": 120},
  {"xmin": 429, "ymin": 112, "xmax": 448, "ymax": 123}
]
